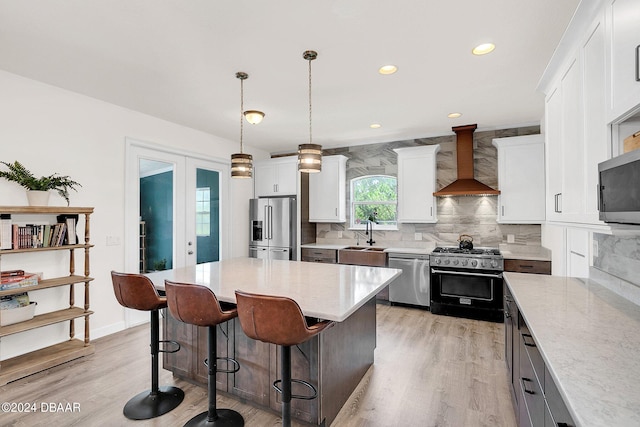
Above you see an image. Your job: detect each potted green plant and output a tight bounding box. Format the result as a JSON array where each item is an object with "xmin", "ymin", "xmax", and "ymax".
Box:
[{"xmin": 0, "ymin": 161, "xmax": 81, "ymax": 206}]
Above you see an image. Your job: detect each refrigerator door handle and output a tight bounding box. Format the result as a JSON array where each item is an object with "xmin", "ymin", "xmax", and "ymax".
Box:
[{"xmin": 268, "ymin": 205, "xmax": 273, "ymax": 240}]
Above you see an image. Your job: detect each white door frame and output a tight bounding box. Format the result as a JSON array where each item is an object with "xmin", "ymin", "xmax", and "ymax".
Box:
[{"xmin": 124, "ymin": 137, "xmax": 230, "ymax": 327}]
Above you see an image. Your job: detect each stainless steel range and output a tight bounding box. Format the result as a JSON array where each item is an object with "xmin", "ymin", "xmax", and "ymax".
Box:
[{"xmin": 430, "ymin": 246, "xmax": 504, "ymax": 322}]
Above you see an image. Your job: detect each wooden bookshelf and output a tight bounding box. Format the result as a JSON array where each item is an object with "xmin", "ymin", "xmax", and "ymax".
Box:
[{"xmin": 0, "ymin": 206, "xmax": 94, "ymax": 385}]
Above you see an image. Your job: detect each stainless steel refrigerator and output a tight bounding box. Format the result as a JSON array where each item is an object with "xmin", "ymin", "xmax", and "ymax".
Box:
[{"xmin": 249, "ymin": 196, "xmax": 297, "ymax": 261}]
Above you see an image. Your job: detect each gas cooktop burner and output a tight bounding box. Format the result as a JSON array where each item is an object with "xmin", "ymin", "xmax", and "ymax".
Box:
[
  {"xmin": 432, "ymin": 247, "xmax": 501, "ymax": 256},
  {"xmin": 430, "ymin": 246, "xmax": 503, "ymax": 271}
]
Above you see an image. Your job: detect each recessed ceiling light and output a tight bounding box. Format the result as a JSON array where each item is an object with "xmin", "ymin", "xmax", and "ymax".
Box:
[
  {"xmin": 378, "ymin": 65, "xmax": 398, "ymax": 75},
  {"xmin": 370, "ymin": 123, "xmax": 381, "ymax": 129},
  {"xmin": 447, "ymin": 112, "xmax": 462, "ymax": 118},
  {"xmin": 472, "ymin": 43, "xmax": 495, "ymax": 55}
]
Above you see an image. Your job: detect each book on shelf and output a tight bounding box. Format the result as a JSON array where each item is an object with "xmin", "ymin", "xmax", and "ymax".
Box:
[
  {"xmin": 0, "ymin": 292, "xmax": 30, "ymax": 310},
  {"xmin": 56, "ymin": 214, "xmax": 78, "ymax": 245},
  {"xmin": 0, "ymin": 272, "xmax": 39, "ymax": 291},
  {"xmin": 8, "ymin": 223, "xmax": 69, "ymax": 249},
  {"xmin": 0, "ymin": 214, "xmax": 11, "ymax": 250}
]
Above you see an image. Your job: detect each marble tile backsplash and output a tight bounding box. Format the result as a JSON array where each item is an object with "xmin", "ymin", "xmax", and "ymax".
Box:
[
  {"xmin": 593, "ymin": 232, "xmax": 640, "ymax": 287},
  {"xmin": 317, "ymin": 125, "xmax": 542, "ymax": 248}
]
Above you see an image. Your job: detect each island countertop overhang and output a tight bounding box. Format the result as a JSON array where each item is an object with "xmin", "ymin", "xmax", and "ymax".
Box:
[{"xmin": 145, "ymin": 257, "xmax": 402, "ymax": 322}]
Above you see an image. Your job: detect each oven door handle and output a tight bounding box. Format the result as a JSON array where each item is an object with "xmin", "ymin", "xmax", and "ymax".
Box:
[{"xmin": 431, "ymin": 269, "xmax": 503, "ymax": 279}]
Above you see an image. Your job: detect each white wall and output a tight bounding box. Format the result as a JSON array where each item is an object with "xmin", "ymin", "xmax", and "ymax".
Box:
[{"xmin": 0, "ymin": 70, "xmax": 268, "ymax": 359}]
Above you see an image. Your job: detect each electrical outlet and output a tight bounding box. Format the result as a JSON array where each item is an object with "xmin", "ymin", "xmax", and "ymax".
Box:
[
  {"xmin": 414, "ymin": 232, "xmax": 422, "ymax": 241},
  {"xmin": 507, "ymin": 234, "xmax": 515, "ymax": 243}
]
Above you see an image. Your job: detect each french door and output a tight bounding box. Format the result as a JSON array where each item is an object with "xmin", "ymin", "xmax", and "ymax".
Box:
[{"xmin": 124, "ymin": 139, "xmax": 230, "ymax": 325}]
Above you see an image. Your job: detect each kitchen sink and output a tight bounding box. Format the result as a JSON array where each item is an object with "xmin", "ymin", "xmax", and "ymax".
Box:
[{"xmin": 338, "ymin": 246, "xmax": 388, "ymax": 266}]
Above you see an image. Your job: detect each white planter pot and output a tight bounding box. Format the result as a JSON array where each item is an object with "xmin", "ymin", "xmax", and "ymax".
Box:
[{"xmin": 26, "ymin": 190, "xmax": 50, "ymax": 206}]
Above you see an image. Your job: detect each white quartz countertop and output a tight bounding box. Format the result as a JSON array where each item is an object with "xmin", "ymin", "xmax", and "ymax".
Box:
[
  {"xmin": 499, "ymin": 244, "xmax": 551, "ymax": 261},
  {"xmin": 300, "ymin": 243, "xmax": 351, "ymax": 250},
  {"xmin": 301, "ymin": 243, "xmax": 432, "ymax": 255},
  {"xmin": 504, "ymin": 272, "xmax": 640, "ymax": 427},
  {"xmin": 145, "ymin": 257, "xmax": 401, "ymax": 322}
]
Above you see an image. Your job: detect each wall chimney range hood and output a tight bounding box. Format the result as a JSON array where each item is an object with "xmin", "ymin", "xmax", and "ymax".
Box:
[{"xmin": 433, "ymin": 124, "xmax": 500, "ymax": 197}]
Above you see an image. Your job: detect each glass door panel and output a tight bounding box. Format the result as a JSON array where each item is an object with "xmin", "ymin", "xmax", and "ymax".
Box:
[
  {"xmin": 194, "ymin": 168, "xmax": 220, "ymax": 264},
  {"xmin": 139, "ymin": 159, "xmax": 174, "ymax": 272}
]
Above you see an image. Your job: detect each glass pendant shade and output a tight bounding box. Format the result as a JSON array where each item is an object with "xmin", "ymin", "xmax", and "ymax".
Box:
[
  {"xmin": 244, "ymin": 110, "xmax": 265, "ymax": 124},
  {"xmin": 231, "ymin": 153, "xmax": 253, "ymax": 178},
  {"xmin": 298, "ymin": 143, "xmax": 322, "ymax": 173}
]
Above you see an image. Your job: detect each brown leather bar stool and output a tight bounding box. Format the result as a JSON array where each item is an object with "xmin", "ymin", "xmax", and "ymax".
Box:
[
  {"xmin": 165, "ymin": 280, "xmax": 244, "ymax": 427},
  {"xmin": 110, "ymin": 271, "xmax": 184, "ymax": 420},
  {"xmin": 234, "ymin": 291, "xmax": 333, "ymax": 427}
]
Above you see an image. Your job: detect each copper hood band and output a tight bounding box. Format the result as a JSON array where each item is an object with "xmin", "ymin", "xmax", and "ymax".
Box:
[{"xmin": 433, "ymin": 124, "xmax": 500, "ymax": 196}]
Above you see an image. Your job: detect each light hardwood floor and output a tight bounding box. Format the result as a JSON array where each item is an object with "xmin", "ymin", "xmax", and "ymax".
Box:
[{"xmin": 0, "ymin": 305, "xmax": 516, "ymax": 427}]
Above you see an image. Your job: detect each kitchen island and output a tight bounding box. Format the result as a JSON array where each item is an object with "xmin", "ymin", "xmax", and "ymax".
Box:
[
  {"xmin": 504, "ymin": 272, "xmax": 640, "ymax": 426},
  {"xmin": 145, "ymin": 257, "xmax": 401, "ymax": 426}
]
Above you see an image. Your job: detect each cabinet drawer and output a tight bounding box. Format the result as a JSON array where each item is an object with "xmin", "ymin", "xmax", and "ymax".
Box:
[
  {"xmin": 544, "ymin": 368, "xmax": 575, "ymax": 426},
  {"xmin": 505, "ymin": 259, "xmax": 551, "ymax": 275},
  {"xmin": 519, "ymin": 335, "xmax": 545, "ymax": 427},
  {"xmin": 520, "ymin": 321, "xmax": 545, "ymax": 391},
  {"xmin": 301, "ymin": 248, "xmax": 337, "ymax": 264}
]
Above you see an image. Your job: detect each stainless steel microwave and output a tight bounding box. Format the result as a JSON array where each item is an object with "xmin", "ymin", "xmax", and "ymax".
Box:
[{"xmin": 599, "ymin": 149, "xmax": 640, "ymax": 224}]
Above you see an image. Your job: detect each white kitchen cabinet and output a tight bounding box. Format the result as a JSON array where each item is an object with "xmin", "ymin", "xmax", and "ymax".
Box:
[
  {"xmin": 583, "ymin": 19, "xmax": 609, "ymax": 222},
  {"xmin": 492, "ymin": 134, "xmax": 545, "ymax": 224},
  {"xmin": 393, "ymin": 145, "xmax": 440, "ymax": 223},
  {"xmin": 542, "ymin": 11, "xmax": 608, "ymax": 225},
  {"xmin": 567, "ymin": 227, "xmax": 590, "ymax": 278},
  {"xmin": 545, "ymin": 86, "xmax": 563, "ymax": 222},
  {"xmin": 607, "ymin": 0, "xmax": 640, "ymax": 122},
  {"xmin": 254, "ymin": 157, "xmax": 298, "ymax": 197},
  {"xmin": 309, "ymin": 155, "xmax": 347, "ymax": 222}
]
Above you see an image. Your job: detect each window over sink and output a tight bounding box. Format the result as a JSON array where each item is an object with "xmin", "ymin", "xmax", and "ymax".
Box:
[{"xmin": 350, "ymin": 175, "xmax": 397, "ymax": 230}]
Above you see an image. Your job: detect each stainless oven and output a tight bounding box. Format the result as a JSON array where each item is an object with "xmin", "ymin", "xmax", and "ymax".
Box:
[{"xmin": 429, "ymin": 247, "xmax": 504, "ymax": 323}]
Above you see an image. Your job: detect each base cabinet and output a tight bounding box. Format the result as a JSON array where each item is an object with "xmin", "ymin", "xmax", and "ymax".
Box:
[
  {"xmin": 504, "ymin": 259, "xmax": 551, "ymax": 275},
  {"xmin": 505, "ymin": 285, "xmax": 576, "ymax": 427},
  {"xmin": 301, "ymin": 248, "xmax": 337, "ymax": 263},
  {"xmin": 164, "ymin": 297, "xmax": 377, "ymax": 427}
]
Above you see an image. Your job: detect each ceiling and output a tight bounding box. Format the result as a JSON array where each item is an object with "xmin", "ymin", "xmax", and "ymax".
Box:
[{"xmin": 0, "ymin": 0, "xmax": 580, "ymax": 154}]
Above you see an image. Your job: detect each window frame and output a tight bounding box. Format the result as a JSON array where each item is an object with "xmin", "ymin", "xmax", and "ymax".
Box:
[{"xmin": 349, "ymin": 174, "xmax": 398, "ymax": 230}]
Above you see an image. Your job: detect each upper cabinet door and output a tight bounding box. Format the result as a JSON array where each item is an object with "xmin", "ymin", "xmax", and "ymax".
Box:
[
  {"xmin": 254, "ymin": 157, "xmax": 298, "ymax": 197},
  {"xmin": 608, "ymin": 0, "xmax": 640, "ymax": 121},
  {"xmin": 394, "ymin": 145, "xmax": 440, "ymax": 223},
  {"xmin": 308, "ymin": 155, "xmax": 347, "ymax": 222},
  {"xmin": 493, "ymin": 135, "xmax": 545, "ymax": 224}
]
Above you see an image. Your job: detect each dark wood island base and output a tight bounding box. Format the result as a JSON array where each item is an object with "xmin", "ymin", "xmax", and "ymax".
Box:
[{"xmin": 163, "ymin": 297, "xmax": 377, "ymax": 426}]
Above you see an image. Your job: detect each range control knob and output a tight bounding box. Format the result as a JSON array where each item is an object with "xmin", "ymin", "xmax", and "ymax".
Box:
[
  {"xmin": 491, "ymin": 260, "xmax": 499, "ymax": 268},
  {"xmin": 461, "ymin": 259, "xmax": 468, "ymax": 266},
  {"xmin": 471, "ymin": 260, "xmax": 478, "ymax": 267},
  {"xmin": 444, "ymin": 259, "xmax": 450, "ymax": 265},
  {"xmin": 433, "ymin": 258, "xmax": 441, "ymax": 265},
  {"xmin": 452, "ymin": 259, "xmax": 459, "ymax": 265}
]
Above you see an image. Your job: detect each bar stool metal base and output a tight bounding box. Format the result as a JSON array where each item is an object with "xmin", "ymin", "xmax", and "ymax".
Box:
[
  {"xmin": 184, "ymin": 409, "xmax": 245, "ymax": 427},
  {"xmin": 123, "ymin": 386, "xmax": 185, "ymax": 420}
]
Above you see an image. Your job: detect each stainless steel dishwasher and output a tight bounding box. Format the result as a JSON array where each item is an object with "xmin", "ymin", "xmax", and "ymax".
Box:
[{"xmin": 388, "ymin": 251, "xmax": 430, "ymax": 309}]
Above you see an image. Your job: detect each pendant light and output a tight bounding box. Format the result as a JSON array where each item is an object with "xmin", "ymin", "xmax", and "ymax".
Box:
[
  {"xmin": 243, "ymin": 110, "xmax": 265, "ymax": 125},
  {"xmin": 298, "ymin": 50, "xmax": 322, "ymax": 173},
  {"xmin": 231, "ymin": 72, "xmax": 253, "ymax": 179}
]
